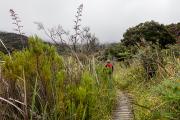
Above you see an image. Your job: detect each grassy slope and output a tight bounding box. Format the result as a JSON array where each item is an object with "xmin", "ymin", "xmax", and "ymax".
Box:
[{"xmin": 114, "ymin": 57, "xmax": 180, "ymax": 120}]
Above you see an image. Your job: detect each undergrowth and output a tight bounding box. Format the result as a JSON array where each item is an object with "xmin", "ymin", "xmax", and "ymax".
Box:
[
  {"xmin": 115, "ymin": 45, "xmax": 180, "ymax": 120},
  {"xmin": 0, "ymin": 36, "xmax": 116, "ymax": 120}
]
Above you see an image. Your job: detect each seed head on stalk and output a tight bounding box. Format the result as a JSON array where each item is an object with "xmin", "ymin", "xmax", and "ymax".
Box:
[{"xmin": 9, "ymin": 9, "xmax": 25, "ymax": 48}]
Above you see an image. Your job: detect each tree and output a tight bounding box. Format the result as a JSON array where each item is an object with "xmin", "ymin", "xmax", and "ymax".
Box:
[
  {"xmin": 104, "ymin": 43, "xmax": 132, "ymax": 61},
  {"xmin": 166, "ymin": 23, "xmax": 180, "ymax": 43},
  {"xmin": 122, "ymin": 21, "xmax": 176, "ymax": 48},
  {"xmin": 80, "ymin": 27, "xmax": 100, "ymax": 54}
]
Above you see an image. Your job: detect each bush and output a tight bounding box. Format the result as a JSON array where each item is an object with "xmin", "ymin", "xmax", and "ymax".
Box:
[
  {"xmin": 0, "ymin": 36, "xmax": 116, "ymax": 120},
  {"xmin": 139, "ymin": 46, "xmax": 164, "ymax": 79},
  {"xmin": 153, "ymin": 77, "xmax": 180, "ymax": 119},
  {"xmin": 115, "ymin": 45, "xmax": 180, "ymax": 120}
]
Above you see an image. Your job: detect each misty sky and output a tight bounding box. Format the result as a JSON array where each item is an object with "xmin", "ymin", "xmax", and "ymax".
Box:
[{"xmin": 0, "ymin": 0, "xmax": 180, "ymax": 43}]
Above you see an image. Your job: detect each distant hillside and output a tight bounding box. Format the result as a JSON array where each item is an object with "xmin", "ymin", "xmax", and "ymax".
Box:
[{"xmin": 0, "ymin": 32, "xmax": 28, "ymax": 53}]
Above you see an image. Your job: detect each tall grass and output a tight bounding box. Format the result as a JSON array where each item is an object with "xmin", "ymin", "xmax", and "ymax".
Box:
[
  {"xmin": 0, "ymin": 36, "xmax": 116, "ymax": 120},
  {"xmin": 115, "ymin": 45, "xmax": 180, "ymax": 120}
]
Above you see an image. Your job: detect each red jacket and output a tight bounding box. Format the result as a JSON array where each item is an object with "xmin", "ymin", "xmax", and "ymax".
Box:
[{"xmin": 105, "ymin": 63, "xmax": 114, "ymax": 72}]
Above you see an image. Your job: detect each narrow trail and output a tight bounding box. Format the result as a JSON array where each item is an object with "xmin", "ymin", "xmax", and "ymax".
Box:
[{"xmin": 112, "ymin": 91, "xmax": 134, "ymax": 120}]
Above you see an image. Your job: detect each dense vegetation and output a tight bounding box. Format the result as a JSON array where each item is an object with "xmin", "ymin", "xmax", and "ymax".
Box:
[
  {"xmin": 105, "ymin": 21, "xmax": 179, "ymax": 61},
  {"xmin": 0, "ymin": 36, "xmax": 116, "ymax": 119},
  {"xmin": 0, "ymin": 7, "xmax": 179, "ymax": 119},
  {"xmin": 122, "ymin": 21, "xmax": 176, "ymax": 48},
  {"xmin": 104, "ymin": 21, "xmax": 180, "ymax": 120},
  {"xmin": 115, "ymin": 45, "xmax": 180, "ymax": 119}
]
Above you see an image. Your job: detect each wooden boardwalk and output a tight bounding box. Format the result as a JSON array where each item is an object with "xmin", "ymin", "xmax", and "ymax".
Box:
[{"xmin": 112, "ymin": 91, "xmax": 134, "ymax": 120}]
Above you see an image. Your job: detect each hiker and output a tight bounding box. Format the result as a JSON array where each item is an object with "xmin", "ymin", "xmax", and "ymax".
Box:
[
  {"xmin": 105, "ymin": 60, "xmax": 114, "ymax": 74},
  {"xmin": 105, "ymin": 60, "xmax": 114, "ymax": 89}
]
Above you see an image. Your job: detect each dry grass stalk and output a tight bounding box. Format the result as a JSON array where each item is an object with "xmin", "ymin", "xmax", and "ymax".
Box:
[{"xmin": 0, "ymin": 96, "xmax": 24, "ymax": 116}]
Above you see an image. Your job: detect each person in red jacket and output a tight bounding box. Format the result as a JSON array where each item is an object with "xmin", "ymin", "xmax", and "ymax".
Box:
[
  {"xmin": 105, "ymin": 60, "xmax": 114, "ymax": 73},
  {"xmin": 105, "ymin": 60, "xmax": 114, "ymax": 89}
]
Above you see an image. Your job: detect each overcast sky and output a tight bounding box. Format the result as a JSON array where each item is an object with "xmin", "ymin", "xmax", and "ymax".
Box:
[{"xmin": 0, "ymin": 0, "xmax": 180, "ymax": 43}]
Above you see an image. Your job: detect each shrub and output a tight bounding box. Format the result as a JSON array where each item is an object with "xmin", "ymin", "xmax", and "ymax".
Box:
[{"xmin": 0, "ymin": 36, "xmax": 115, "ymax": 120}]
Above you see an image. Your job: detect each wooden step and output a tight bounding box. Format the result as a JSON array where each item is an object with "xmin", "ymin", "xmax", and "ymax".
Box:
[{"xmin": 112, "ymin": 91, "xmax": 134, "ymax": 120}]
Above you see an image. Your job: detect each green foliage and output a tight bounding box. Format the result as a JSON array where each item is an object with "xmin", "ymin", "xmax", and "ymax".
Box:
[
  {"xmin": 166, "ymin": 22, "xmax": 180, "ymax": 40},
  {"xmin": 138, "ymin": 45, "xmax": 164, "ymax": 79},
  {"xmin": 1, "ymin": 36, "xmax": 63, "ymax": 118},
  {"xmin": 115, "ymin": 46, "xmax": 180, "ymax": 120},
  {"xmin": 104, "ymin": 43, "xmax": 132, "ymax": 61},
  {"xmin": 104, "ymin": 21, "xmax": 178, "ymax": 66},
  {"xmin": 114, "ymin": 61, "xmax": 146, "ymax": 90},
  {"xmin": 0, "ymin": 36, "xmax": 115, "ymax": 119},
  {"xmin": 122, "ymin": 21, "xmax": 176, "ymax": 48},
  {"xmin": 153, "ymin": 78, "xmax": 180, "ymax": 119}
]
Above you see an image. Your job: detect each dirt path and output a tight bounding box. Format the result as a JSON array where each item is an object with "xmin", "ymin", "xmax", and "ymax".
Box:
[{"xmin": 112, "ymin": 91, "xmax": 134, "ymax": 120}]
